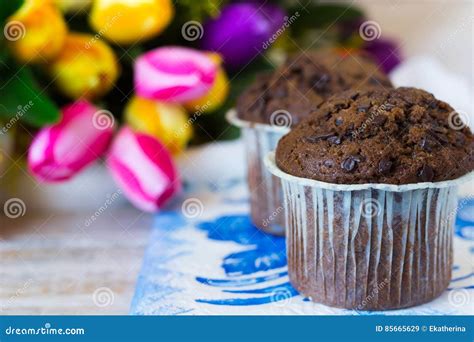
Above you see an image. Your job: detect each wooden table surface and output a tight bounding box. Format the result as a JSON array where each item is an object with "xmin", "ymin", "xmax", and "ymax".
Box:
[{"xmin": 0, "ymin": 207, "xmax": 152, "ymax": 315}]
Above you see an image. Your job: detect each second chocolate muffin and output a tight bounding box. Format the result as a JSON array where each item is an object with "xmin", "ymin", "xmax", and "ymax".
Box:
[{"xmin": 237, "ymin": 49, "xmax": 393, "ymax": 126}]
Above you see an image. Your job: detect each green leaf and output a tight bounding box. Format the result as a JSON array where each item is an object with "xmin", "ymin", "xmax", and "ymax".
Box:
[
  {"xmin": 0, "ymin": 0, "xmax": 23, "ymax": 23},
  {"xmin": 290, "ymin": 3, "xmax": 363, "ymax": 29},
  {"xmin": 0, "ymin": 66, "xmax": 60, "ymax": 127},
  {"xmin": 288, "ymin": 3, "xmax": 364, "ymax": 43},
  {"xmin": 175, "ymin": 0, "xmax": 226, "ymax": 21}
]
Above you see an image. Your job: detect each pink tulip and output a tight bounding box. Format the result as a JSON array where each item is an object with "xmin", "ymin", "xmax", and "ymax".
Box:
[
  {"xmin": 28, "ymin": 100, "xmax": 115, "ymax": 182},
  {"xmin": 134, "ymin": 46, "xmax": 217, "ymax": 102},
  {"xmin": 106, "ymin": 127, "xmax": 180, "ymax": 212}
]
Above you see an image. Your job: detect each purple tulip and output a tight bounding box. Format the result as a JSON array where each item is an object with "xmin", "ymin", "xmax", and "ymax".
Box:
[
  {"xmin": 363, "ymin": 38, "xmax": 402, "ymax": 73},
  {"xmin": 28, "ymin": 100, "xmax": 114, "ymax": 182},
  {"xmin": 106, "ymin": 127, "xmax": 181, "ymax": 212},
  {"xmin": 201, "ymin": 3, "xmax": 286, "ymax": 69}
]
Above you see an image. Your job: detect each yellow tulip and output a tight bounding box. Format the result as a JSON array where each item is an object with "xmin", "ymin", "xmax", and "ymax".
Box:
[
  {"xmin": 125, "ymin": 96, "xmax": 192, "ymax": 155},
  {"xmin": 90, "ymin": 0, "xmax": 174, "ymax": 45},
  {"xmin": 48, "ymin": 33, "xmax": 119, "ymax": 100},
  {"xmin": 185, "ymin": 53, "xmax": 230, "ymax": 113},
  {"xmin": 6, "ymin": 0, "xmax": 67, "ymax": 63}
]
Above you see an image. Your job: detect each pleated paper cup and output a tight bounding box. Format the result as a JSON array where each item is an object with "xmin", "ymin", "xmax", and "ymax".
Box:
[
  {"xmin": 265, "ymin": 152, "xmax": 474, "ymax": 310},
  {"xmin": 226, "ymin": 109, "xmax": 289, "ymax": 235}
]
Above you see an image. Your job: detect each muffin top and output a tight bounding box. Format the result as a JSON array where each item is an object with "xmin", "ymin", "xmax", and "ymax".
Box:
[
  {"xmin": 276, "ymin": 87, "xmax": 474, "ymax": 184},
  {"xmin": 236, "ymin": 49, "xmax": 393, "ymax": 126}
]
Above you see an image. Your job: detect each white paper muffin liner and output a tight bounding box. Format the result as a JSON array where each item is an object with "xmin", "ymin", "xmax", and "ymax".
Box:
[
  {"xmin": 265, "ymin": 152, "xmax": 474, "ymax": 310},
  {"xmin": 226, "ymin": 109, "xmax": 289, "ymax": 235}
]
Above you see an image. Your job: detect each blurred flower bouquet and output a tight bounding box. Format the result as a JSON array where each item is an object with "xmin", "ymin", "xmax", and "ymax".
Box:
[{"xmin": 0, "ymin": 0, "xmax": 400, "ymax": 212}]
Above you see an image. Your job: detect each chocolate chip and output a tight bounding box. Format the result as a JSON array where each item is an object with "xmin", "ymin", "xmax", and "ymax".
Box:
[
  {"xmin": 323, "ymin": 159, "xmax": 334, "ymax": 167},
  {"xmin": 335, "ymin": 117, "xmax": 343, "ymax": 126},
  {"xmin": 304, "ymin": 132, "xmax": 335, "ymax": 143},
  {"xmin": 289, "ymin": 66, "xmax": 302, "ymax": 75},
  {"xmin": 436, "ymin": 134, "xmax": 449, "ymax": 145},
  {"xmin": 372, "ymin": 114, "xmax": 387, "ymax": 127},
  {"xmin": 341, "ymin": 157, "xmax": 356, "ymax": 172},
  {"xmin": 350, "ymin": 91, "xmax": 360, "ymax": 100},
  {"xmin": 357, "ymin": 104, "xmax": 370, "ymax": 113},
  {"xmin": 344, "ymin": 130, "xmax": 355, "ymax": 140},
  {"xmin": 428, "ymin": 130, "xmax": 449, "ymax": 145},
  {"xmin": 322, "ymin": 112, "xmax": 332, "ymax": 121},
  {"xmin": 341, "ymin": 155, "xmax": 362, "ymax": 172},
  {"xmin": 383, "ymin": 103, "xmax": 395, "ymax": 110},
  {"xmin": 417, "ymin": 164, "xmax": 434, "ymax": 182},
  {"xmin": 351, "ymin": 154, "xmax": 365, "ymax": 162},
  {"xmin": 334, "ymin": 103, "xmax": 350, "ymax": 111},
  {"xmin": 431, "ymin": 125, "xmax": 448, "ymax": 134},
  {"xmin": 327, "ymin": 135, "xmax": 341, "ymax": 145},
  {"xmin": 378, "ymin": 158, "xmax": 392, "ymax": 174},
  {"xmin": 419, "ymin": 137, "xmax": 433, "ymax": 152}
]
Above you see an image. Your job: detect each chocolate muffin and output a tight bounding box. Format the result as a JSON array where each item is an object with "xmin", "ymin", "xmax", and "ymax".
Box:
[
  {"xmin": 276, "ymin": 87, "xmax": 474, "ymax": 184},
  {"xmin": 269, "ymin": 87, "xmax": 474, "ymax": 310},
  {"xmin": 236, "ymin": 49, "xmax": 393, "ymax": 126}
]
